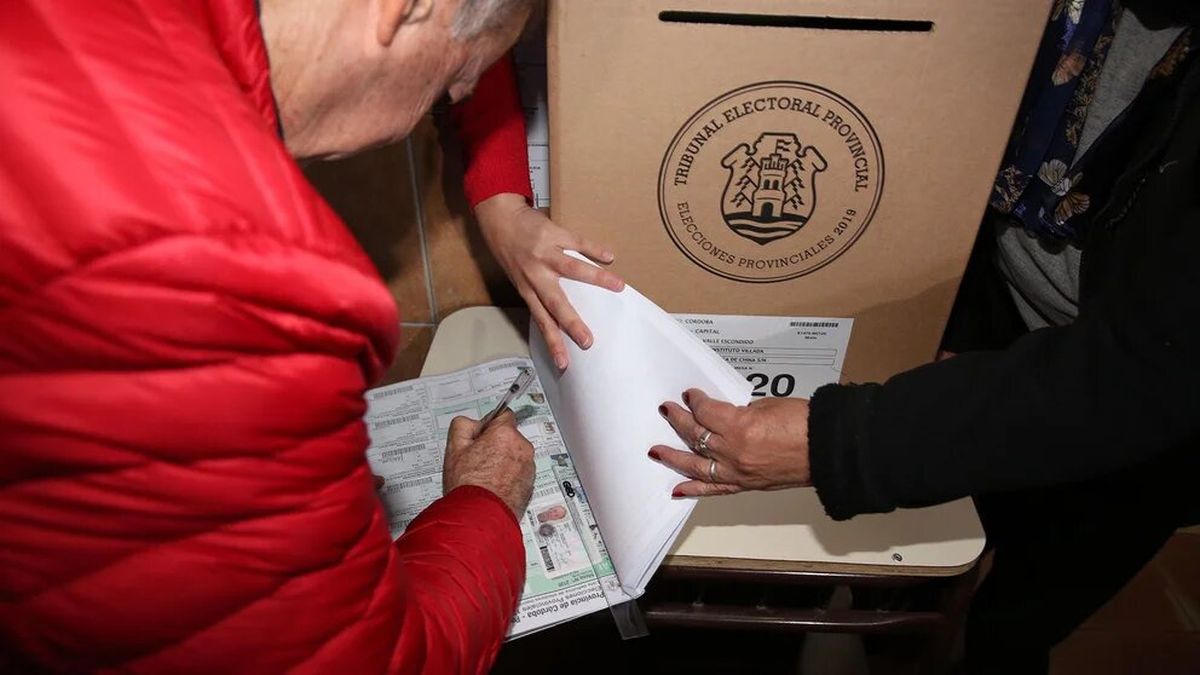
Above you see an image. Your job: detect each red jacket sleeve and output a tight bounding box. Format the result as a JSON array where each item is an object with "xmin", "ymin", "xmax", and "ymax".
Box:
[
  {"xmin": 388, "ymin": 486, "xmax": 526, "ymax": 674},
  {"xmin": 450, "ymin": 54, "xmax": 534, "ymax": 208}
]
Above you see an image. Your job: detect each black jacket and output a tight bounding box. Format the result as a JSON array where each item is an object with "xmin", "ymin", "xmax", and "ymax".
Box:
[{"xmin": 809, "ymin": 52, "xmax": 1200, "ymax": 521}]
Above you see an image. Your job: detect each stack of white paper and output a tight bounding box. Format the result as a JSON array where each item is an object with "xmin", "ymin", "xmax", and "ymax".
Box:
[{"xmin": 531, "ymin": 266, "xmax": 752, "ymax": 596}]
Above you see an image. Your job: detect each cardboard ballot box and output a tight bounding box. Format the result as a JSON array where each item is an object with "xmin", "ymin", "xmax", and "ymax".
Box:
[{"xmin": 547, "ymin": 1, "xmax": 1051, "ymax": 382}]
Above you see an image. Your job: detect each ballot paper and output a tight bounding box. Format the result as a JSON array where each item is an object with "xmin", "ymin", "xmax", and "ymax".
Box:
[
  {"xmin": 365, "ymin": 272, "xmax": 751, "ymax": 638},
  {"xmin": 529, "ymin": 277, "xmax": 753, "ymax": 596}
]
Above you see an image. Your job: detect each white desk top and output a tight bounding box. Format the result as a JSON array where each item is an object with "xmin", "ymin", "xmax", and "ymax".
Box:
[{"xmin": 421, "ymin": 306, "xmax": 985, "ymax": 577}]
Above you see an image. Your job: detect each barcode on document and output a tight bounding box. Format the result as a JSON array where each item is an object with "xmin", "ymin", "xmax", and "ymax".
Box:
[
  {"xmin": 372, "ymin": 413, "xmax": 423, "ymax": 431},
  {"xmin": 378, "ymin": 444, "xmax": 427, "ymax": 462},
  {"xmin": 370, "ymin": 385, "xmax": 412, "ymax": 401},
  {"xmin": 538, "ymin": 545, "xmax": 556, "ymax": 572},
  {"xmin": 533, "ymin": 483, "xmax": 563, "ymax": 500},
  {"xmin": 396, "ymin": 476, "xmax": 435, "ymax": 490},
  {"xmin": 790, "ymin": 321, "xmax": 840, "ymax": 328}
]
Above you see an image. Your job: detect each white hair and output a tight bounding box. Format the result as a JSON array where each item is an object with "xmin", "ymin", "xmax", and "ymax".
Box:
[{"xmin": 452, "ymin": 0, "xmax": 532, "ymax": 38}]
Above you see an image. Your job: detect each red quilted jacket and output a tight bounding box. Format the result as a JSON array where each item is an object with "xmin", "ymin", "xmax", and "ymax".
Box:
[{"xmin": 0, "ymin": 1, "xmax": 531, "ymax": 672}]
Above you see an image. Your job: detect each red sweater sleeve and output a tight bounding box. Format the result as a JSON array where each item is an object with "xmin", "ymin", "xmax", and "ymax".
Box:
[{"xmin": 450, "ymin": 54, "xmax": 534, "ymax": 208}]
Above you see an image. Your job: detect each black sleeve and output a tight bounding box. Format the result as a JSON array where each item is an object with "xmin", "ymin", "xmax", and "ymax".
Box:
[{"xmin": 808, "ymin": 160, "xmax": 1200, "ymax": 522}]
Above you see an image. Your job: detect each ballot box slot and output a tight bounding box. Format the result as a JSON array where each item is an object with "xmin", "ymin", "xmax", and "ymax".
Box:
[{"xmin": 657, "ymin": 11, "xmax": 934, "ymax": 33}]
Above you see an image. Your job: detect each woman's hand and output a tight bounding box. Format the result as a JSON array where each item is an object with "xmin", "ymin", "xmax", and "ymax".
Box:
[
  {"xmin": 649, "ymin": 388, "xmax": 812, "ymax": 497},
  {"xmin": 475, "ymin": 193, "xmax": 624, "ymax": 370}
]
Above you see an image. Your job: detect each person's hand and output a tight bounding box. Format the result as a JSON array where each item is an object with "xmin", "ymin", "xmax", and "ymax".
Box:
[
  {"xmin": 443, "ymin": 409, "xmax": 535, "ymax": 517},
  {"xmin": 649, "ymin": 389, "xmax": 812, "ymax": 497},
  {"xmin": 475, "ymin": 193, "xmax": 625, "ymax": 370}
]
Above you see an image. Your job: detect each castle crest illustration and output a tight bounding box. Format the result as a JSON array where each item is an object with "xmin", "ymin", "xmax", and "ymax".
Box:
[{"xmin": 720, "ymin": 133, "xmax": 828, "ymax": 245}]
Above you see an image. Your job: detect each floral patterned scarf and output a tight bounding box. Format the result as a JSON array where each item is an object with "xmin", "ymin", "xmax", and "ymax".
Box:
[{"xmin": 991, "ymin": 0, "xmax": 1195, "ymax": 242}]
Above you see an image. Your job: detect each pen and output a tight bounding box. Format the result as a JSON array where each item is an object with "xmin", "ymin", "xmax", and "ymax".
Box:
[{"xmin": 479, "ymin": 367, "xmax": 536, "ymax": 427}]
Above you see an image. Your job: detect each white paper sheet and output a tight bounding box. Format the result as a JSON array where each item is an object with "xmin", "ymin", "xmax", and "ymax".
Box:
[{"xmin": 531, "ymin": 263, "xmax": 752, "ymax": 596}]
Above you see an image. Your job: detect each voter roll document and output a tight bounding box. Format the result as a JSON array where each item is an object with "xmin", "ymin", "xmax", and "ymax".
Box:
[{"xmin": 364, "ymin": 266, "xmax": 852, "ymax": 637}]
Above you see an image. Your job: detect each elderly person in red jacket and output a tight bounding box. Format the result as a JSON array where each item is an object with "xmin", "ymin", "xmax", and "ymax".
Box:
[{"xmin": 0, "ymin": 0, "xmax": 613, "ymax": 673}]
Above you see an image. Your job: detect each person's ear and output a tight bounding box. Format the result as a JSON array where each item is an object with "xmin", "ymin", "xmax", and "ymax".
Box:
[{"xmin": 376, "ymin": 0, "xmax": 435, "ymax": 47}]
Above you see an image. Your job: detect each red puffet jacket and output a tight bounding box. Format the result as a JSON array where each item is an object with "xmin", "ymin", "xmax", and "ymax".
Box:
[{"xmin": 0, "ymin": 1, "xmax": 532, "ymax": 673}]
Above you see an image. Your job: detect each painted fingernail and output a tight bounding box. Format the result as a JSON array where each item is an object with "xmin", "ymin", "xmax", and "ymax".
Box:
[
  {"xmin": 658, "ymin": 404, "xmax": 668, "ymax": 418},
  {"xmin": 648, "ymin": 449, "xmax": 661, "ymax": 461},
  {"xmin": 671, "ymin": 490, "xmax": 685, "ymax": 498},
  {"xmin": 682, "ymin": 391, "xmax": 691, "ymax": 406}
]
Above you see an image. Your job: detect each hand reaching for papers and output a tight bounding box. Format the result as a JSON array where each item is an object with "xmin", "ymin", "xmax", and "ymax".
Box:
[
  {"xmin": 475, "ymin": 193, "xmax": 625, "ymax": 370},
  {"xmin": 443, "ymin": 409, "xmax": 535, "ymax": 517},
  {"xmin": 649, "ymin": 389, "xmax": 812, "ymax": 497}
]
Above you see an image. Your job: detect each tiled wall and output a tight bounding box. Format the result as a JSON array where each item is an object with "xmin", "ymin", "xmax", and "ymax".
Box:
[{"xmin": 305, "ymin": 115, "xmax": 520, "ymax": 384}]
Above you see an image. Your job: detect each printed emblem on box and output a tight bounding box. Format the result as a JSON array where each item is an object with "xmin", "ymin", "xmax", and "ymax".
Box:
[{"xmin": 659, "ymin": 82, "xmax": 884, "ymax": 283}]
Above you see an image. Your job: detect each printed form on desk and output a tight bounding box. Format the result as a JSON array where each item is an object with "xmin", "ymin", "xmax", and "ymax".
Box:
[{"xmin": 366, "ymin": 359, "xmax": 620, "ymax": 638}]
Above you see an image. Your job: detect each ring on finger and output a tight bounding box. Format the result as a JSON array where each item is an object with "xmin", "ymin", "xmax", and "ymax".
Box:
[
  {"xmin": 694, "ymin": 429, "xmax": 713, "ymax": 457},
  {"xmin": 707, "ymin": 458, "xmax": 719, "ymax": 483}
]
